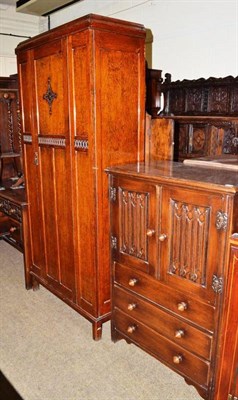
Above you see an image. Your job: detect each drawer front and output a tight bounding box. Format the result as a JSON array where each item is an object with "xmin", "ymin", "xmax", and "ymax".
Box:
[
  {"xmin": 114, "ymin": 262, "xmax": 215, "ymax": 332},
  {"xmin": 0, "ymin": 198, "xmax": 22, "ymax": 222},
  {"xmin": 113, "ymin": 285, "xmax": 213, "ymax": 360},
  {"xmin": 113, "ymin": 308, "xmax": 210, "ymax": 389},
  {"xmin": 0, "ymin": 216, "xmax": 22, "ymax": 249}
]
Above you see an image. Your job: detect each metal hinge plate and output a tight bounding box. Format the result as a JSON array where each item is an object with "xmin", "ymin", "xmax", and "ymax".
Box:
[
  {"xmin": 212, "ymin": 274, "xmax": 223, "ymax": 294},
  {"xmin": 216, "ymin": 211, "xmax": 228, "ymax": 230},
  {"xmin": 111, "ymin": 235, "xmax": 117, "ymax": 250},
  {"xmin": 110, "ymin": 186, "xmax": 117, "ymax": 202}
]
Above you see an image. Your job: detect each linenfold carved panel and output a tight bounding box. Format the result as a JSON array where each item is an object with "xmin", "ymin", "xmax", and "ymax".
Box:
[
  {"xmin": 119, "ymin": 188, "xmax": 148, "ymax": 261},
  {"xmin": 169, "ymin": 201, "xmax": 210, "ymax": 285}
]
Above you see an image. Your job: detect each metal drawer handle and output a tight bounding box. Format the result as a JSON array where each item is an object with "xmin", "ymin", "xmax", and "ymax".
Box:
[
  {"xmin": 127, "ymin": 325, "xmax": 137, "ymax": 334},
  {"xmin": 158, "ymin": 233, "xmax": 167, "ymax": 242},
  {"xmin": 175, "ymin": 329, "xmax": 185, "ymax": 339},
  {"xmin": 9, "ymin": 227, "xmax": 17, "ymax": 233},
  {"xmin": 128, "ymin": 303, "xmax": 137, "ymax": 311},
  {"xmin": 128, "ymin": 278, "xmax": 138, "ymax": 287},
  {"xmin": 173, "ymin": 355, "xmax": 183, "ymax": 364},
  {"xmin": 146, "ymin": 228, "xmax": 155, "ymax": 237},
  {"xmin": 177, "ymin": 302, "xmax": 188, "ymax": 312}
]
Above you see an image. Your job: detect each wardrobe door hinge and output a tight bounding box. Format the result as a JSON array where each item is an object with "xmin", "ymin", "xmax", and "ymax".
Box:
[
  {"xmin": 111, "ymin": 236, "xmax": 117, "ymax": 250},
  {"xmin": 110, "ymin": 186, "xmax": 117, "ymax": 202},
  {"xmin": 216, "ymin": 211, "xmax": 228, "ymax": 230},
  {"xmin": 34, "ymin": 152, "xmax": 39, "ymax": 166},
  {"xmin": 212, "ymin": 274, "xmax": 223, "ymax": 294}
]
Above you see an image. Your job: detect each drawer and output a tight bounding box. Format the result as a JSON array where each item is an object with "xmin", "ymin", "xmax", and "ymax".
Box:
[
  {"xmin": 113, "ymin": 308, "xmax": 210, "ymax": 389},
  {"xmin": 0, "ymin": 216, "xmax": 23, "ymax": 249},
  {"xmin": 114, "ymin": 262, "xmax": 215, "ymax": 332},
  {"xmin": 0, "ymin": 198, "xmax": 22, "ymax": 222},
  {"xmin": 113, "ymin": 285, "xmax": 213, "ymax": 360}
]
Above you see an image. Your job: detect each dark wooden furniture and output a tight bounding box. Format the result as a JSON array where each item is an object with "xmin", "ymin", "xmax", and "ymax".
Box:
[
  {"xmin": 0, "ymin": 184, "xmax": 31, "ymax": 288},
  {"xmin": 0, "ymin": 76, "xmax": 22, "ymax": 183},
  {"xmin": 16, "ymin": 13, "xmax": 146, "ymax": 340},
  {"xmin": 145, "ymin": 73, "xmax": 238, "ymax": 162},
  {"xmin": 107, "ymin": 161, "xmax": 238, "ymax": 400}
]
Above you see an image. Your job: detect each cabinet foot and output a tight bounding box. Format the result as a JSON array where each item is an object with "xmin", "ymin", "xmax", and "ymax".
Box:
[
  {"xmin": 32, "ymin": 278, "xmax": 40, "ymax": 291},
  {"xmin": 92, "ymin": 322, "xmax": 102, "ymax": 341}
]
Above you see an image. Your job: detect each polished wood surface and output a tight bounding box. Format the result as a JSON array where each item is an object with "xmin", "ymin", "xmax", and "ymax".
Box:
[
  {"xmin": 16, "ymin": 13, "xmax": 146, "ymax": 339},
  {"xmin": 108, "ymin": 161, "xmax": 238, "ymax": 400}
]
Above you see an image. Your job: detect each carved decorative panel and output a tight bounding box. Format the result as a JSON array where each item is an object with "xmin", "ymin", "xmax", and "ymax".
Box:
[
  {"xmin": 186, "ymin": 88, "xmax": 203, "ymax": 113},
  {"xmin": 192, "ymin": 127, "xmax": 206, "ymax": 152},
  {"xmin": 231, "ymin": 85, "xmax": 238, "ymax": 113},
  {"xmin": 38, "ymin": 137, "xmax": 66, "ymax": 147},
  {"xmin": 208, "ymin": 87, "xmax": 229, "ymax": 114},
  {"xmin": 170, "ymin": 88, "xmax": 185, "ymax": 113},
  {"xmin": 169, "ymin": 201, "xmax": 210, "ymax": 285},
  {"xmin": 119, "ymin": 188, "xmax": 148, "ymax": 261}
]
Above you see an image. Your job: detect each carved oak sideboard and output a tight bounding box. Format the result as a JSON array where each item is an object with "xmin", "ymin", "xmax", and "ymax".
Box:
[
  {"xmin": 145, "ymin": 73, "xmax": 238, "ymax": 162},
  {"xmin": 107, "ymin": 161, "xmax": 238, "ymax": 400}
]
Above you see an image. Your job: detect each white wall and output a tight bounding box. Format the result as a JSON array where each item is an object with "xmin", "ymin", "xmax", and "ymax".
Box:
[
  {"xmin": 0, "ymin": 3, "xmax": 44, "ymax": 76},
  {"xmin": 0, "ymin": 0, "xmax": 237, "ymax": 80},
  {"xmin": 48, "ymin": 0, "xmax": 238, "ymax": 80}
]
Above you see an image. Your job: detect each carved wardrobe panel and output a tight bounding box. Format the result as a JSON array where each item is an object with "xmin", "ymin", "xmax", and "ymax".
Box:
[{"xmin": 16, "ymin": 14, "xmax": 146, "ymax": 339}]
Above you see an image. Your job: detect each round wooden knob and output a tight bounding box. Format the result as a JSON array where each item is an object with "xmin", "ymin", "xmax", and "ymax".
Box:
[
  {"xmin": 127, "ymin": 325, "xmax": 136, "ymax": 334},
  {"xmin": 158, "ymin": 233, "xmax": 167, "ymax": 242},
  {"xmin": 175, "ymin": 329, "xmax": 185, "ymax": 339},
  {"xmin": 146, "ymin": 228, "xmax": 155, "ymax": 237},
  {"xmin": 173, "ymin": 355, "xmax": 183, "ymax": 364},
  {"xmin": 128, "ymin": 278, "xmax": 138, "ymax": 287},
  {"xmin": 177, "ymin": 302, "xmax": 188, "ymax": 312},
  {"xmin": 127, "ymin": 303, "xmax": 137, "ymax": 311}
]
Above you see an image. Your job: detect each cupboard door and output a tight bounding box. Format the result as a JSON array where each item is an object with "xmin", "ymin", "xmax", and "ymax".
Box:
[
  {"xmin": 31, "ymin": 39, "xmax": 75, "ymax": 300},
  {"xmin": 111, "ymin": 177, "xmax": 158, "ymax": 276},
  {"xmin": 69, "ymin": 29, "xmax": 97, "ymax": 314},
  {"xmin": 160, "ymin": 186, "xmax": 229, "ymax": 304},
  {"xmin": 18, "ymin": 51, "xmax": 46, "ymax": 278}
]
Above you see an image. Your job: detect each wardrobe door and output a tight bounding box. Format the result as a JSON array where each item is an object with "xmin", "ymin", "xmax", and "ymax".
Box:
[
  {"xmin": 69, "ymin": 29, "xmax": 97, "ymax": 314},
  {"xmin": 32, "ymin": 38, "xmax": 75, "ymax": 300},
  {"xmin": 18, "ymin": 50, "xmax": 46, "ymax": 280}
]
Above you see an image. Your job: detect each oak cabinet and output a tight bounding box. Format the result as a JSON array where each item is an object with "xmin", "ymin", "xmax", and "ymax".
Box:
[
  {"xmin": 16, "ymin": 14, "xmax": 146, "ymax": 339},
  {"xmin": 108, "ymin": 161, "xmax": 238, "ymax": 399}
]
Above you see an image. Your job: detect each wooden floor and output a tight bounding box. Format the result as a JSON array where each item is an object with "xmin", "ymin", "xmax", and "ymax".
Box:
[{"xmin": 0, "ymin": 371, "xmax": 24, "ymax": 400}]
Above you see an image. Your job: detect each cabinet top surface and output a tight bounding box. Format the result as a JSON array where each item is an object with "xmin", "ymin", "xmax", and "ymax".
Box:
[
  {"xmin": 106, "ymin": 161, "xmax": 238, "ymax": 193},
  {"xmin": 0, "ymin": 188, "xmax": 27, "ymax": 206},
  {"xmin": 15, "ymin": 13, "xmax": 146, "ymax": 53}
]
